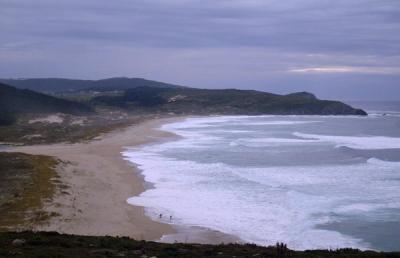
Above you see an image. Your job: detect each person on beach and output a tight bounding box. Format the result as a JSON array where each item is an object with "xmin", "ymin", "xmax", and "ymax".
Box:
[
  {"xmin": 159, "ymin": 214, "xmax": 162, "ymax": 219},
  {"xmin": 169, "ymin": 215, "xmax": 172, "ymax": 221}
]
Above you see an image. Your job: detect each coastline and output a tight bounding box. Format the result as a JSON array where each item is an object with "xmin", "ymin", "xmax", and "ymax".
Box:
[
  {"xmin": 8, "ymin": 117, "xmax": 179, "ymax": 240},
  {"xmin": 7, "ymin": 116, "xmax": 240, "ymax": 244}
]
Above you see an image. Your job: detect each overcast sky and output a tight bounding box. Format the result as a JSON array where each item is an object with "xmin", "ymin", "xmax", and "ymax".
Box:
[{"xmin": 1, "ymin": 0, "xmax": 399, "ymax": 100}]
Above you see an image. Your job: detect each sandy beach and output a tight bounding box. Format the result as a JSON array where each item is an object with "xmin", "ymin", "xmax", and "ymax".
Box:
[
  {"xmin": 7, "ymin": 116, "xmax": 240, "ymax": 244},
  {"xmin": 9, "ymin": 117, "xmax": 179, "ymax": 240}
]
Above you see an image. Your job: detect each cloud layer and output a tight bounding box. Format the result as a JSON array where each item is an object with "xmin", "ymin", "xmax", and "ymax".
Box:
[{"xmin": 1, "ymin": 0, "xmax": 399, "ymax": 99}]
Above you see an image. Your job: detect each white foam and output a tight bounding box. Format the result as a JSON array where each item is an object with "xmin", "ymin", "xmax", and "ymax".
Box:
[
  {"xmin": 244, "ymin": 120, "xmax": 322, "ymax": 126},
  {"xmin": 294, "ymin": 132, "xmax": 400, "ymax": 150},
  {"xmin": 231, "ymin": 137, "xmax": 321, "ymax": 147},
  {"xmin": 161, "ymin": 116, "xmax": 253, "ymax": 130},
  {"xmin": 124, "ymin": 116, "xmax": 400, "ymax": 250},
  {"xmin": 367, "ymin": 158, "xmax": 400, "ymax": 167},
  {"xmin": 206, "ymin": 129, "xmax": 255, "ymax": 134},
  {"xmin": 124, "ymin": 148, "xmax": 400, "ymax": 250},
  {"xmin": 124, "ymin": 147, "xmax": 400, "ymax": 250}
]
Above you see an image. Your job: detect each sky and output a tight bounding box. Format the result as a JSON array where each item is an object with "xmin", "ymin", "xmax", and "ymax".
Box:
[{"xmin": 0, "ymin": 0, "xmax": 399, "ymax": 100}]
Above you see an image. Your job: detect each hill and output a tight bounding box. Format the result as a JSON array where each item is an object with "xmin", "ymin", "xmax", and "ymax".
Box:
[
  {"xmin": 0, "ymin": 77, "xmax": 184, "ymax": 93},
  {"xmin": 91, "ymin": 87, "xmax": 368, "ymax": 116},
  {"xmin": 0, "ymin": 77, "xmax": 367, "ymax": 116},
  {"xmin": 0, "ymin": 83, "xmax": 93, "ymax": 125}
]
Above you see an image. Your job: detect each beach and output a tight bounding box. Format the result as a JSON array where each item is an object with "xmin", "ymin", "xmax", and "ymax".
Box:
[
  {"xmin": 9, "ymin": 113, "xmax": 400, "ymax": 250},
  {"xmin": 7, "ymin": 116, "xmax": 240, "ymax": 244},
  {"xmin": 8, "ymin": 117, "xmax": 179, "ymax": 240}
]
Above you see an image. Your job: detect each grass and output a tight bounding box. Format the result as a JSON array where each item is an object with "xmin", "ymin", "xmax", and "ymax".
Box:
[
  {"xmin": 0, "ymin": 112, "xmax": 148, "ymax": 145},
  {"xmin": 0, "ymin": 231, "xmax": 398, "ymax": 258},
  {"xmin": 0, "ymin": 153, "xmax": 60, "ymax": 231}
]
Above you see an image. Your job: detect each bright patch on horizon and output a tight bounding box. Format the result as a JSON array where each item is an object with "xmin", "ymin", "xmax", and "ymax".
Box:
[{"xmin": 288, "ymin": 66, "xmax": 400, "ymax": 75}]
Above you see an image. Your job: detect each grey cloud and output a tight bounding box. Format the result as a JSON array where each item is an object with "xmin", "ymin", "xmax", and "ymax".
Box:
[
  {"xmin": 2, "ymin": 0, "xmax": 400, "ymax": 53},
  {"xmin": 0, "ymin": 0, "xmax": 399, "ymax": 100}
]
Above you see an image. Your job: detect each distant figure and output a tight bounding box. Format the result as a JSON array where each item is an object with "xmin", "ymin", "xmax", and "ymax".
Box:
[
  {"xmin": 159, "ymin": 214, "xmax": 162, "ymax": 219},
  {"xmin": 169, "ymin": 215, "xmax": 172, "ymax": 221}
]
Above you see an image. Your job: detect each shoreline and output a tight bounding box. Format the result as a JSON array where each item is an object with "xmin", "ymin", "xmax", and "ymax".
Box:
[
  {"xmin": 8, "ymin": 117, "xmax": 179, "ymax": 240},
  {"xmin": 122, "ymin": 117, "xmax": 244, "ymax": 245},
  {"xmin": 7, "ymin": 116, "xmax": 240, "ymax": 244}
]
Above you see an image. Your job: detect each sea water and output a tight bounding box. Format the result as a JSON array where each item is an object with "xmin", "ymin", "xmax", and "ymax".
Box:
[{"xmin": 123, "ymin": 102, "xmax": 400, "ymax": 251}]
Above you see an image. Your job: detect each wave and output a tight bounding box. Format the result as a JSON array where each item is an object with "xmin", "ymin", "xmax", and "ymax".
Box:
[
  {"xmin": 123, "ymin": 115, "xmax": 400, "ymax": 250},
  {"xmin": 367, "ymin": 158, "xmax": 400, "ymax": 167},
  {"xmin": 205, "ymin": 129, "xmax": 255, "ymax": 134},
  {"xmin": 124, "ymin": 146, "xmax": 400, "ymax": 250},
  {"xmin": 231, "ymin": 133, "xmax": 400, "ymax": 150},
  {"xmin": 293, "ymin": 132, "xmax": 400, "ymax": 150},
  {"xmin": 368, "ymin": 113, "xmax": 400, "ymax": 118},
  {"xmin": 162, "ymin": 116, "xmax": 267, "ymax": 130},
  {"xmin": 243, "ymin": 120, "xmax": 322, "ymax": 126},
  {"xmin": 230, "ymin": 137, "xmax": 320, "ymax": 147}
]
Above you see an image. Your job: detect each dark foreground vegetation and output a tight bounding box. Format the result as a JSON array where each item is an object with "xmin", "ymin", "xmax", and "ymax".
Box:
[{"xmin": 0, "ymin": 231, "xmax": 398, "ymax": 258}]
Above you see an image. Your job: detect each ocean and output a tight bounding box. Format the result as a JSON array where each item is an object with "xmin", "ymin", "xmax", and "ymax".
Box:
[{"xmin": 123, "ymin": 101, "xmax": 400, "ymax": 251}]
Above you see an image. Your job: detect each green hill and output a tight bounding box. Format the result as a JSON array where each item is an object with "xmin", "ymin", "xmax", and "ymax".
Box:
[
  {"xmin": 91, "ymin": 87, "xmax": 367, "ymax": 116},
  {"xmin": 0, "ymin": 77, "xmax": 184, "ymax": 93},
  {"xmin": 0, "ymin": 83, "xmax": 93, "ymax": 125},
  {"xmin": 0, "ymin": 78, "xmax": 367, "ymax": 117}
]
